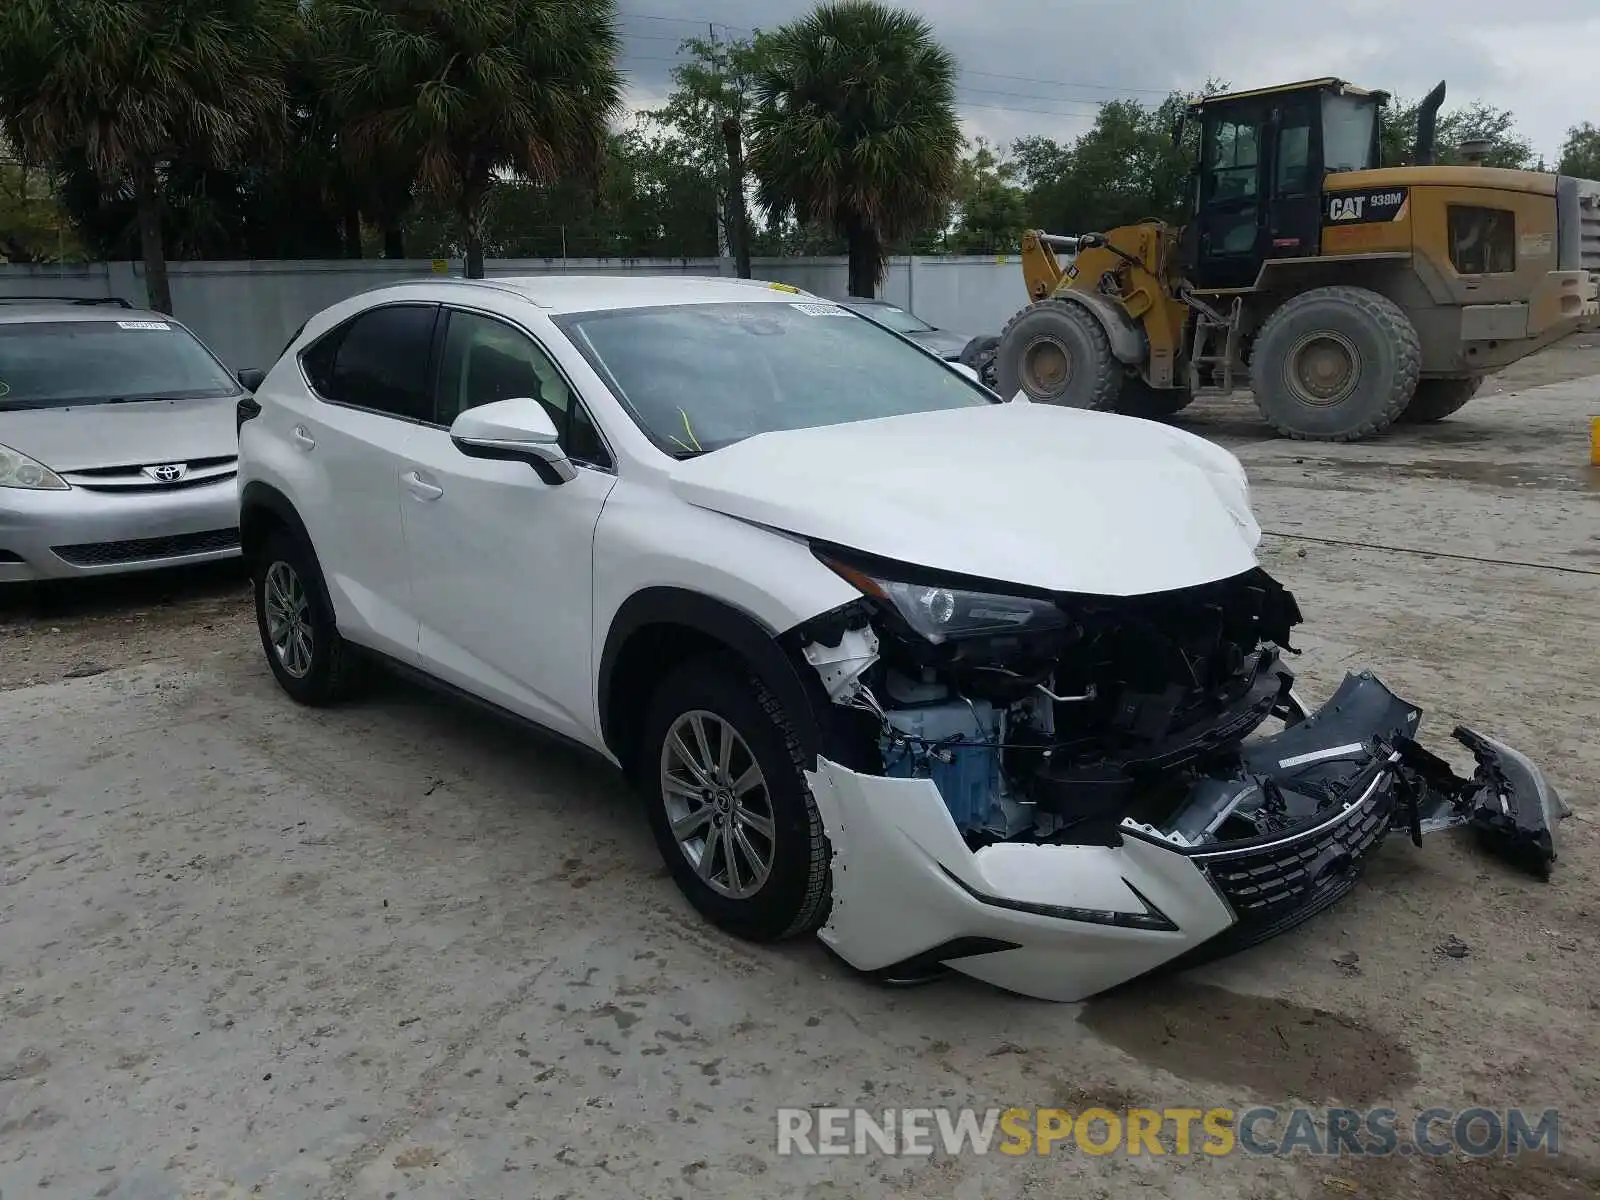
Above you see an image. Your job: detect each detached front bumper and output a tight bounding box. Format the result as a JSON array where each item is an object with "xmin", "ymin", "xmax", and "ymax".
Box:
[{"xmin": 806, "ymin": 671, "xmax": 1566, "ymax": 1003}]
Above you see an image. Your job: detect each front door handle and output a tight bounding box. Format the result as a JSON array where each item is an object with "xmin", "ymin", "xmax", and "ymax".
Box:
[
  {"xmin": 403, "ymin": 470, "xmax": 444, "ymax": 501},
  {"xmin": 290, "ymin": 425, "xmax": 316, "ymax": 451}
]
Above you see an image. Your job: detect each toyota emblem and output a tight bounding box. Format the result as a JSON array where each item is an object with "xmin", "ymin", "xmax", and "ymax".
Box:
[{"xmin": 143, "ymin": 463, "xmax": 189, "ymax": 483}]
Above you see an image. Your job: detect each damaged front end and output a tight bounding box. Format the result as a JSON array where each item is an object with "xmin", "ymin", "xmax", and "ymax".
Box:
[{"xmin": 791, "ymin": 550, "xmax": 1567, "ymax": 1003}]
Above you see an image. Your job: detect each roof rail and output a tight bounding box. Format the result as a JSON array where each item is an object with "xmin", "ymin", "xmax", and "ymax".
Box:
[{"xmin": 0, "ymin": 295, "xmax": 134, "ymax": 308}]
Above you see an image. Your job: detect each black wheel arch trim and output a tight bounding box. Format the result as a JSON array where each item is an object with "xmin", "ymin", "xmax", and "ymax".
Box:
[
  {"xmin": 598, "ymin": 587, "xmax": 828, "ymax": 769},
  {"xmin": 239, "ymin": 482, "xmax": 337, "ymax": 618}
]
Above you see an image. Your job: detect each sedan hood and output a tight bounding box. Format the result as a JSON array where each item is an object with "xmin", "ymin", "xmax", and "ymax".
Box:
[
  {"xmin": 907, "ymin": 329, "xmax": 974, "ymax": 360},
  {"xmin": 669, "ymin": 402, "xmax": 1260, "ymax": 597},
  {"xmin": 0, "ymin": 397, "xmax": 240, "ymax": 472}
]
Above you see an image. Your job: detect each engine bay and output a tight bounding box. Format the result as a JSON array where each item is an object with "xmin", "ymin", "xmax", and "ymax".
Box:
[{"xmin": 794, "ymin": 559, "xmax": 1564, "ymax": 877}]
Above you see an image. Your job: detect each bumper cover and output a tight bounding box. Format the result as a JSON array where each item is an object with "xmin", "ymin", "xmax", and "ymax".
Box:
[
  {"xmin": 808, "ymin": 671, "xmax": 1565, "ymax": 1003},
  {"xmin": 0, "ymin": 477, "xmax": 240, "ymax": 582}
]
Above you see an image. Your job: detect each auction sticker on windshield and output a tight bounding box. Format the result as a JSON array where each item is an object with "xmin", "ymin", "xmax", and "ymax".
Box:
[
  {"xmin": 117, "ymin": 320, "xmax": 172, "ymax": 331},
  {"xmin": 790, "ymin": 302, "xmax": 852, "ymax": 317}
]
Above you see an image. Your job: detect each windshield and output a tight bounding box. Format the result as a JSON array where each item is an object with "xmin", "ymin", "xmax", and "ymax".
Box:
[
  {"xmin": 0, "ymin": 318, "xmax": 239, "ymax": 409},
  {"xmin": 851, "ymin": 302, "xmax": 934, "ymax": 334},
  {"xmin": 1323, "ymin": 93, "xmax": 1378, "ymax": 173},
  {"xmin": 554, "ymin": 300, "xmax": 992, "ymax": 456}
]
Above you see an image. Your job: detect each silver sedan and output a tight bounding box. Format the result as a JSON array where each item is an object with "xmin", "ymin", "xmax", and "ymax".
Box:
[{"xmin": 0, "ymin": 299, "xmax": 246, "ymax": 583}]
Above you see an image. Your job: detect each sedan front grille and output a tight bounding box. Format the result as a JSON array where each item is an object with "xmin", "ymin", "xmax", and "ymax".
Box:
[{"xmin": 52, "ymin": 527, "xmax": 240, "ymax": 567}]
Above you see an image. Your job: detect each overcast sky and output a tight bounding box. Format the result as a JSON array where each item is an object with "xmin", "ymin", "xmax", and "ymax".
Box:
[{"xmin": 616, "ymin": 0, "xmax": 1600, "ymax": 164}]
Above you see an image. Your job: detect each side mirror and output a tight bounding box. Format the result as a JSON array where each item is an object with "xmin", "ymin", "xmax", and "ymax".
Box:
[
  {"xmin": 951, "ymin": 362, "xmax": 981, "ymax": 383},
  {"xmin": 449, "ymin": 397, "xmax": 576, "ymax": 485},
  {"xmin": 237, "ymin": 367, "xmax": 266, "ymax": 391}
]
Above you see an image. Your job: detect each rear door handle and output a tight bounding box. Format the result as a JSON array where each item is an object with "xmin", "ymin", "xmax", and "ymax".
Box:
[
  {"xmin": 290, "ymin": 425, "xmax": 316, "ymax": 450},
  {"xmin": 403, "ymin": 470, "xmax": 443, "ymax": 501}
]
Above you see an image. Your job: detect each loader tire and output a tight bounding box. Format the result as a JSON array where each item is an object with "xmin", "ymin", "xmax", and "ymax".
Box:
[
  {"xmin": 958, "ymin": 334, "xmax": 1001, "ymax": 389},
  {"xmin": 1250, "ymin": 285, "xmax": 1420, "ymax": 442},
  {"xmin": 1399, "ymin": 376, "xmax": 1482, "ymax": 423},
  {"xmin": 995, "ymin": 298, "xmax": 1123, "ymax": 410},
  {"xmin": 1117, "ymin": 381, "xmax": 1194, "ymax": 421}
]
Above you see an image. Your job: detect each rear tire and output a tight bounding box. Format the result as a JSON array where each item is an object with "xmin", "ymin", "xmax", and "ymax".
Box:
[
  {"xmin": 639, "ymin": 656, "xmax": 831, "ymax": 942},
  {"xmin": 958, "ymin": 334, "xmax": 1000, "ymax": 390},
  {"xmin": 995, "ymin": 298, "xmax": 1123, "ymax": 410},
  {"xmin": 253, "ymin": 527, "xmax": 363, "ymax": 705},
  {"xmin": 1249, "ymin": 285, "xmax": 1420, "ymax": 441},
  {"xmin": 1399, "ymin": 376, "xmax": 1482, "ymax": 423}
]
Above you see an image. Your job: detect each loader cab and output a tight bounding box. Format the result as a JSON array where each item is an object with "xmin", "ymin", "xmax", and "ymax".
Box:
[{"xmin": 1180, "ymin": 78, "xmax": 1387, "ymax": 290}]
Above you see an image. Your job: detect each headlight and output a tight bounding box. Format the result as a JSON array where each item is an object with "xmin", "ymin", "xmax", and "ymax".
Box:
[
  {"xmin": 0, "ymin": 443, "xmax": 68, "ymax": 490},
  {"xmin": 822, "ymin": 557, "xmax": 1067, "ymax": 644}
]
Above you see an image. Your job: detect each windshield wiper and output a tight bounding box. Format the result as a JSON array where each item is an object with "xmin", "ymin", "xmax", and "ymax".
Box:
[{"xmin": 105, "ymin": 391, "xmax": 231, "ymax": 403}]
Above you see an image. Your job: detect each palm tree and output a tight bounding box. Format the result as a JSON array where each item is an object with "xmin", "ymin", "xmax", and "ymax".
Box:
[
  {"xmin": 316, "ymin": 0, "xmax": 624, "ymax": 279},
  {"xmin": 749, "ymin": 1, "xmax": 961, "ymax": 297},
  {"xmin": 0, "ymin": 0, "xmax": 294, "ymax": 313}
]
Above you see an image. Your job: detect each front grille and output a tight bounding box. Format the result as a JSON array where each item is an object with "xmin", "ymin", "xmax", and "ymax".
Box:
[
  {"xmin": 1189, "ymin": 769, "xmax": 1397, "ymax": 958},
  {"xmin": 63, "ymin": 455, "xmax": 237, "ymax": 493},
  {"xmin": 72, "ymin": 471, "xmax": 237, "ymax": 494},
  {"xmin": 52, "ymin": 527, "xmax": 240, "ymax": 567}
]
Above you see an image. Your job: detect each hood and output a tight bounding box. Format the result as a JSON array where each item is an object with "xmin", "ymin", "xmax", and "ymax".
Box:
[
  {"xmin": 0, "ymin": 396, "xmax": 239, "ymax": 472},
  {"xmin": 670, "ymin": 402, "xmax": 1260, "ymax": 597},
  {"xmin": 906, "ymin": 329, "xmax": 973, "ymax": 360}
]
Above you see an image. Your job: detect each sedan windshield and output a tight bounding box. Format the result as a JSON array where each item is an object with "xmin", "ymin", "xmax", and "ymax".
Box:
[
  {"xmin": 554, "ymin": 300, "xmax": 991, "ymax": 455},
  {"xmin": 0, "ymin": 319, "xmax": 240, "ymax": 409}
]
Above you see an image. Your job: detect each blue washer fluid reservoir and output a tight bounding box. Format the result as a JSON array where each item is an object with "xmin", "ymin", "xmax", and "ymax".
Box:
[{"xmin": 879, "ymin": 701, "xmax": 1001, "ymax": 835}]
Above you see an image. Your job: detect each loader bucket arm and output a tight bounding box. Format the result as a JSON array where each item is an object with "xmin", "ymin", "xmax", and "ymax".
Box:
[{"xmin": 1021, "ymin": 230, "xmax": 1079, "ymax": 302}]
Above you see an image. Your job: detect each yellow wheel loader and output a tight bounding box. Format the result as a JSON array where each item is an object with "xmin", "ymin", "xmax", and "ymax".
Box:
[{"xmin": 994, "ymin": 78, "xmax": 1600, "ymax": 440}]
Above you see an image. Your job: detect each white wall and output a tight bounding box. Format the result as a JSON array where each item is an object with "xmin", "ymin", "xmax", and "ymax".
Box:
[{"xmin": 0, "ymin": 254, "xmax": 1029, "ymax": 368}]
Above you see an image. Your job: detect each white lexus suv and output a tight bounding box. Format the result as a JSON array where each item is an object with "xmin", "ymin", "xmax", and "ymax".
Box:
[{"xmin": 236, "ymin": 275, "xmax": 1560, "ymax": 1003}]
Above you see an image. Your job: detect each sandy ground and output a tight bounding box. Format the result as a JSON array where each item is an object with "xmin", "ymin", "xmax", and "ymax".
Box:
[{"xmin": 2, "ymin": 338, "xmax": 1598, "ymax": 1199}]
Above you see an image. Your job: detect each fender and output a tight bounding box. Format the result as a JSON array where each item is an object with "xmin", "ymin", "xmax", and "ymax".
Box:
[
  {"xmin": 1057, "ymin": 290, "xmax": 1149, "ymax": 366},
  {"xmin": 238, "ymin": 481, "xmax": 338, "ymax": 618},
  {"xmin": 598, "ymin": 586, "xmax": 825, "ymax": 767}
]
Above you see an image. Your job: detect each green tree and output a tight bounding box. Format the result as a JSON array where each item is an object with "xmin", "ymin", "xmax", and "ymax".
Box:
[
  {"xmin": 949, "ymin": 138, "xmax": 1026, "ymax": 253},
  {"xmin": 1013, "ymin": 94, "xmax": 1196, "ymax": 234},
  {"xmin": 1558, "ymin": 122, "xmax": 1600, "ymax": 180},
  {"xmin": 406, "ymin": 125, "xmax": 722, "ymax": 260},
  {"xmin": 317, "ymin": 0, "xmax": 623, "ymax": 279},
  {"xmin": 0, "ymin": 0, "xmax": 294, "ymax": 311},
  {"xmin": 1381, "ymin": 97, "xmax": 1535, "ymax": 168},
  {"xmin": 1010, "ymin": 82, "xmax": 1219, "ymax": 237},
  {"xmin": 749, "ymin": 1, "xmax": 961, "ymax": 296},
  {"xmin": 0, "ymin": 137, "xmax": 80, "ymax": 263},
  {"xmin": 647, "ymin": 32, "xmax": 773, "ymax": 271}
]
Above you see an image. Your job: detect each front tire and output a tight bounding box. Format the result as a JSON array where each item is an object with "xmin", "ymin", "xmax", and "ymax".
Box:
[
  {"xmin": 995, "ymin": 298, "xmax": 1123, "ymax": 409},
  {"xmin": 1399, "ymin": 376, "xmax": 1482, "ymax": 423},
  {"xmin": 1249, "ymin": 285, "xmax": 1420, "ymax": 441},
  {"xmin": 639, "ymin": 657, "xmax": 831, "ymax": 942},
  {"xmin": 253, "ymin": 527, "xmax": 363, "ymax": 705}
]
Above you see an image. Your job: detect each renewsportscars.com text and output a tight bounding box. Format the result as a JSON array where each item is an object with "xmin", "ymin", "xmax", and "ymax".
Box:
[{"xmin": 775, "ymin": 1106, "xmax": 1561, "ymax": 1158}]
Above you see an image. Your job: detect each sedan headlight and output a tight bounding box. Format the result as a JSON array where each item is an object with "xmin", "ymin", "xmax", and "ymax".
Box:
[
  {"xmin": 0, "ymin": 443, "xmax": 68, "ymax": 490},
  {"xmin": 822, "ymin": 557, "xmax": 1068, "ymax": 644}
]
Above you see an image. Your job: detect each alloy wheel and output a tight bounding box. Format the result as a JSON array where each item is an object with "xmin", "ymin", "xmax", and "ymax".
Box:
[
  {"xmin": 263, "ymin": 560, "xmax": 314, "ymax": 679},
  {"xmin": 659, "ymin": 710, "xmax": 776, "ymax": 899}
]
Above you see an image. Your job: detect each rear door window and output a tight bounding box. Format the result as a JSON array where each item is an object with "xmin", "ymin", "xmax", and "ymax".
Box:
[{"xmin": 305, "ymin": 304, "xmax": 438, "ymax": 421}]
